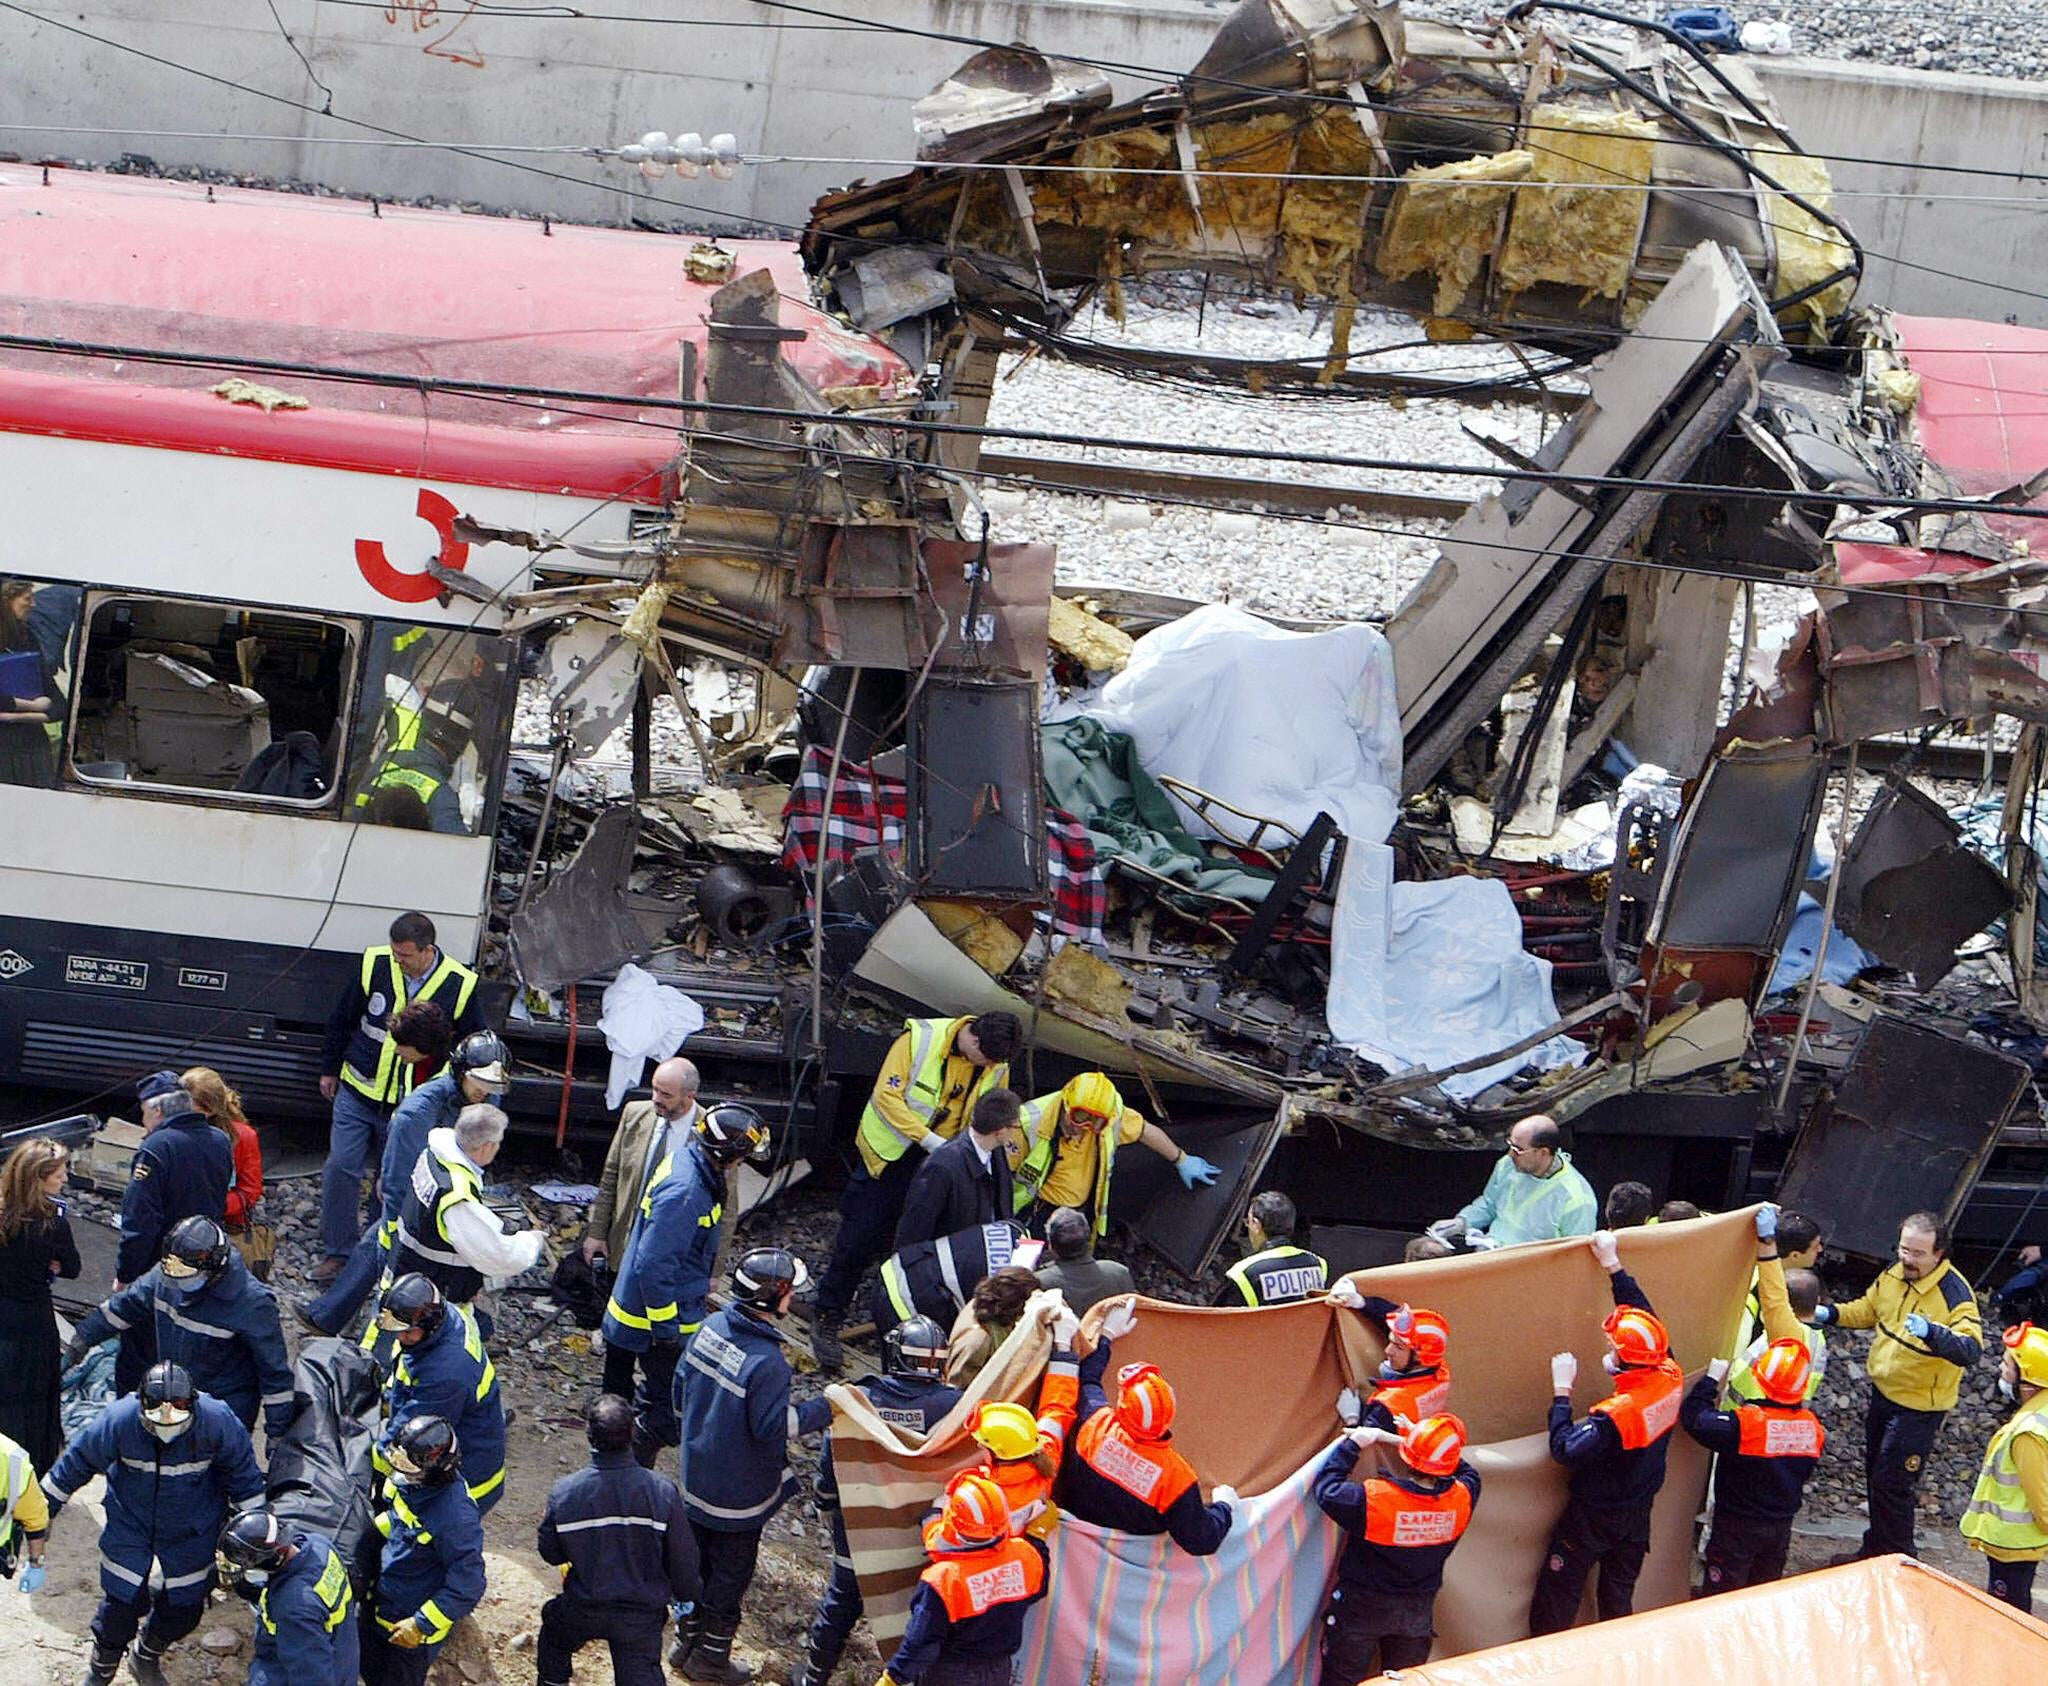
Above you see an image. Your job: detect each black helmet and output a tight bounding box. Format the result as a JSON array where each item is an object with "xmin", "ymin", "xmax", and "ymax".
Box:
[
  {"xmin": 451, "ymin": 1030, "xmax": 510, "ymax": 1090},
  {"xmin": 139, "ymin": 1362, "xmax": 198, "ymax": 1441},
  {"xmin": 386, "ymin": 1414, "xmax": 461, "ymax": 1487},
  {"xmin": 217, "ymin": 1510, "xmax": 292, "ymax": 1580},
  {"xmin": 376, "ymin": 1274, "xmax": 447, "ymax": 1343},
  {"xmin": 730, "ymin": 1247, "xmax": 810, "ymax": 1313},
  {"xmin": 160, "ymin": 1216, "xmax": 232, "ymax": 1285},
  {"xmin": 884, "ymin": 1315, "xmax": 948, "ymax": 1380},
  {"xmin": 696, "ymin": 1103, "xmax": 770, "ymax": 1166}
]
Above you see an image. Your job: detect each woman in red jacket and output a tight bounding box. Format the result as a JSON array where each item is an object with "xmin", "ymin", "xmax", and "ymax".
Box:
[{"xmin": 182, "ymin": 1067, "xmax": 264, "ymax": 1233}]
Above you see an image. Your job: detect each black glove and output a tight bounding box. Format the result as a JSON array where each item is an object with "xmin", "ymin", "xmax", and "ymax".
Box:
[{"xmin": 64, "ymin": 1331, "xmax": 93, "ymax": 1369}]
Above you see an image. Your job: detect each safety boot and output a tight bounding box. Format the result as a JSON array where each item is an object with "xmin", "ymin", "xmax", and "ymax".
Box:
[
  {"xmin": 666, "ymin": 1607, "xmax": 702, "ymax": 1671},
  {"xmin": 788, "ymin": 1654, "xmax": 836, "ymax": 1686},
  {"xmin": 809, "ymin": 1316, "xmax": 844, "ymax": 1375},
  {"xmin": 125, "ymin": 1642, "xmax": 170, "ymax": 1686},
  {"xmin": 631, "ymin": 1424, "xmax": 663, "ymax": 1471},
  {"xmin": 679, "ymin": 1615, "xmax": 755, "ymax": 1684},
  {"xmin": 78, "ymin": 1642, "xmax": 121, "ymax": 1686}
]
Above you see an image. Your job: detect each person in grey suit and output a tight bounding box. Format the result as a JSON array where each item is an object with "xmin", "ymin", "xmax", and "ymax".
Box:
[
  {"xmin": 1034, "ymin": 1205, "xmax": 1136, "ymax": 1316},
  {"xmin": 582, "ymin": 1058, "xmax": 704, "ymax": 1397}
]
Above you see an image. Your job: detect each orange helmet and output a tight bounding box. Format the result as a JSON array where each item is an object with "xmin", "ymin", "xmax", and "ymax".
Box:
[
  {"xmin": 1603, "ymin": 1305, "xmax": 1670, "ymax": 1367},
  {"xmin": 933, "ymin": 1470, "xmax": 1011, "ymax": 1552},
  {"xmin": 1114, "ymin": 1362, "xmax": 1176, "ymax": 1440},
  {"xmin": 1402, "ymin": 1413, "xmax": 1467, "ymax": 1478},
  {"xmin": 1392, "ymin": 1306, "xmax": 1450, "ymax": 1369},
  {"xmin": 1750, "ymin": 1338, "xmax": 1813, "ymax": 1406}
]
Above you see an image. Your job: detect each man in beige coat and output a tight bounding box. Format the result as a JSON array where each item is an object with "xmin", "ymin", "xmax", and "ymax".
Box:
[{"xmin": 582, "ymin": 1057, "xmax": 702, "ymax": 1397}]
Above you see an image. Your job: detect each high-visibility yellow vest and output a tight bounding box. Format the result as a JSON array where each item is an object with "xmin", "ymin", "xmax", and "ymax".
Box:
[
  {"xmin": 856, "ymin": 1017, "xmax": 1006, "ymax": 1167},
  {"xmin": 1961, "ymin": 1395, "xmax": 2048, "ymax": 1558},
  {"xmin": 1013, "ymin": 1095, "xmax": 1121, "ymax": 1236},
  {"xmin": 0, "ymin": 1434, "xmax": 31, "ymax": 1560},
  {"xmin": 341, "ymin": 945, "xmax": 478, "ymax": 1105}
]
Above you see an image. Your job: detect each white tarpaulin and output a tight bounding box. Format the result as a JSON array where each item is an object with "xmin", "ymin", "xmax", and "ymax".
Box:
[{"xmin": 1089, "ymin": 606, "xmax": 1577, "ymax": 1094}]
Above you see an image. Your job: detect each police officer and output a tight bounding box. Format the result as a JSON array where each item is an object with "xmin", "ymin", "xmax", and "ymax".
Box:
[
  {"xmin": 673, "ymin": 1247, "xmax": 810, "ymax": 1684},
  {"xmin": 1961, "ymin": 1321, "xmax": 2048, "ymax": 1608},
  {"xmin": 872, "ymin": 1219, "xmax": 1028, "ymax": 1335},
  {"xmin": 1057, "ymin": 1314, "xmax": 1235, "ymax": 1557},
  {"xmin": 537, "ymin": 1394, "xmax": 700, "ymax": 1686},
  {"xmin": 1215, "ymin": 1191, "xmax": 1328, "ymax": 1307},
  {"xmin": 116, "ymin": 1073, "xmax": 233, "ymax": 1296},
  {"xmin": 1331, "ymin": 1292, "xmax": 1453, "ymax": 1431},
  {"xmin": 789, "ymin": 1315, "xmax": 964, "ymax": 1686},
  {"xmin": 43, "ymin": 1362, "xmax": 264, "ymax": 1686},
  {"xmin": 813, "ymin": 1012, "xmax": 1020, "ymax": 1372},
  {"xmin": 218, "ymin": 1509, "xmax": 358, "ymax": 1686},
  {"xmin": 384, "ymin": 1103, "xmax": 544, "ymax": 1325},
  {"xmin": 1681, "ymin": 1339, "xmax": 1826, "ymax": 1593},
  {"xmin": 877, "ymin": 1472, "xmax": 1050, "ymax": 1686},
  {"xmin": 316, "ymin": 910, "xmax": 485, "ymax": 1282},
  {"xmin": 1529, "ymin": 1230, "xmax": 1681, "ymax": 1634},
  {"xmin": 297, "ymin": 1016, "xmax": 493, "ymax": 1337},
  {"xmin": 374, "ymin": 1274, "xmax": 507, "ymax": 1516},
  {"xmin": 1311, "ymin": 1414, "xmax": 1480, "ymax": 1681},
  {"xmin": 361, "ymin": 1415, "xmax": 487, "ymax": 1686},
  {"xmin": 69, "ymin": 1216, "xmax": 294, "ymax": 1440},
  {"xmin": 604, "ymin": 1104, "xmax": 769, "ymax": 1466}
]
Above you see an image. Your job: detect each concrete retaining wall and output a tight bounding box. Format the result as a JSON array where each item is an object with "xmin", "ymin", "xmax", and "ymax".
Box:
[{"xmin": 3, "ymin": 1, "xmax": 2046, "ymax": 322}]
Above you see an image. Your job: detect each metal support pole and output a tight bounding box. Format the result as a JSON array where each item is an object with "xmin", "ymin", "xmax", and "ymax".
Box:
[
  {"xmin": 809, "ymin": 669, "xmax": 860, "ymax": 1055},
  {"xmin": 1774, "ymin": 741, "xmax": 1859, "ymax": 1115}
]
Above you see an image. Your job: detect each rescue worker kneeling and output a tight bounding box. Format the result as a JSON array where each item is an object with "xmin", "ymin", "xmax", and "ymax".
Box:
[
  {"xmin": 361, "ymin": 1415, "xmax": 486, "ymax": 1686},
  {"xmin": 1055, "ymin": 1303, "xmax": 1235, "ymax": 1555},
  {"xmin": 1529, "ymin": 1230, "xmax": 1681, "ymax": 1633},
  {"xmin": 879, "ymin": 1471, "xmax": 1050, "ymax": 1686},
  {"xmin": 217, "ymin": 1509, "xmax": 358, "ymax": 1686},
  {"xmin": 1680, "ymin": 1338, "xmax": 1825, "ymax": 1594},
  {"xmin": 1311, "ymin": 1413, "xmax": 1479, "ymax": 1682}
]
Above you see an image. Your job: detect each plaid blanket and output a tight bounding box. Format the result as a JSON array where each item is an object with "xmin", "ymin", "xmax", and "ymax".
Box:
[{"xmin": 781, "ymin": 746, "xmax": 1105, "ymax": 943}]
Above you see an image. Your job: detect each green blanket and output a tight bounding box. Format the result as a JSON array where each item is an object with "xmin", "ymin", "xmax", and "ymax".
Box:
[{"xmin": 1043, "ymin": 716, "xmax": 1274, "ymax": 905}]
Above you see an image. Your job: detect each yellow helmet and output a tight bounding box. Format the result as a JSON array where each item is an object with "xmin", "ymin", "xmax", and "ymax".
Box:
[
  {"xmin": 1061, "ymin": 1072, "xmax": 1122, "ymax": 1127},
  {"xmin": 2007, "ymin": 1322, "xmax": 2048, "ymax": 1389},
  {"xmin": 969, "ymin": 1401, "xmax": 1040, "ymax": 1463}
]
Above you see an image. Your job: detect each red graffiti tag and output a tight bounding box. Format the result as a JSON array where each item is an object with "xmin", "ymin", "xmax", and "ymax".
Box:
[
  {"xmin": 356, "ymin": 489, "xmax": 471, "ymax": 603},
  {"xmin": 381, "ymin": 1, "xmax": 485, "ymax": 69}
]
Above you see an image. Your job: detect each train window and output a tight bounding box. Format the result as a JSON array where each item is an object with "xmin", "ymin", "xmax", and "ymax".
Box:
[
  {"xmin": 68, "ymin": 595, "xmax": 354, "ymax": 805},
  {"xmin": 344, "ymin": 623, "xmax": 515, "ymax": 837},
  {"xmin": 0, "ymin": 577, "xmax": 80, "ymax": 791}
]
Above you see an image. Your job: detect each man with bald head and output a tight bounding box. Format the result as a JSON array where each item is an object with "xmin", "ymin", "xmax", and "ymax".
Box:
[
  {"xmin": 1427, "ymin": 1115, "xmax": 1598, "ymax": 1252},
  {"xmin": 587, "ymin": 1058, "xmax": 703, "ymax": 1401}
]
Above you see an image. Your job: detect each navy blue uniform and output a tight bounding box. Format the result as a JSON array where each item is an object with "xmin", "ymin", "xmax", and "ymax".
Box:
[
  {"xmin": 363, "ymin": 1478, "xmax": 486, "ymax": 1685},
  {"xmin": 1056, "ymin": 1341, "xmax": 1233, "ymax": 1556},
  {"xmin": 381, "ymin": 1305, "xmax": 506, "ymax": 1515},
  {"xmin": 75, "ymin": 1252, "xmax": 294, "ymax": 1436},
  {"xmin": 117, "ymin": 1113, "xmax": 233, "ymax": 1283},
  {"xmin": 43, "ymin": 1393, "xmax": 263, "ymax": 1658},
  {"xmin": 605, "ymin": 1138, "xmax": 724, "ymax": 1451},
  {"xmin": 536, "ymin": 1447, "xmax": 700, "ymax": 1686},
  {"xmin": 1680, "ymin": 1375, "xmax": 1825, "ymax": 1593},
  {"xmin": 250, "ymin": 1529, "xmax": 358, "ymax": 1686},
  {"xmin": 887, "ymin": 1534, "xmax": 1051, "ymax": 1685},
  {"xmin": 795, "ymin": 1373, "xmax": 961, "ymax": 1675},
  {"xmin": 677, "ymin": 1306, "xmax": 794, "ymax": 1625}
]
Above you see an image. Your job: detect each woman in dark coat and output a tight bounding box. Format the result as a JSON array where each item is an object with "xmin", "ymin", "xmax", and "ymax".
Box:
[
  {"xmin": 0, "ymin": 579, "xmax": 60, "ymax": 788},
  {"xmin": 0, "ymin": 1138, "xmax": 82, "ymax": 1470}
]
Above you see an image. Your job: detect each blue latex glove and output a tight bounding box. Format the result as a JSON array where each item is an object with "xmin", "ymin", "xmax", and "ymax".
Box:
[
  {"xmin": 1755, "ymin": 1205, "xmax": 1778, "ymax": 1242},
  {"xmin": 1905, "ymin": 1312, "xmax": 1931, "ymax": 1339},
  {"xmin": 17, "ymin": 1563, "xmax": 44, "ymax": 1594},
  {"xmin": 1176, "ymin": 1153, "xmax": 1220, "ymax": 1191},
  {"xmin": 1812, "ymin": 1304, "xmax": 1836, "ymax": 1326}
]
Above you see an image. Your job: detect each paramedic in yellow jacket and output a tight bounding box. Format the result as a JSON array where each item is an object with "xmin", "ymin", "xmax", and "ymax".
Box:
[
  {"xmin": 1961, "ymin": 1320, "xmax": 2048, "ymax": 1610},
  {"xmin": 1011, "ymin": 1073, "xmax": 1221, "ymax": 1237},
  {"xmin": 811, "ymin": 1013, "xmax": 1021, "ymax": 1372}
]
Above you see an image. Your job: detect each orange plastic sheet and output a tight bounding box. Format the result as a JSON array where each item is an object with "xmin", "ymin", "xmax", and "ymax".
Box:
[{"xmin": 1365, "ymin": 1555, "xmax": 2048, "ymax": 1683}]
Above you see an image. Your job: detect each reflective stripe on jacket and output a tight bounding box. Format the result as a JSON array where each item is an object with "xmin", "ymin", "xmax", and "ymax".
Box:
[
  {"xmin": 1961, "ymin": 1393, "xmax": 2048, "ymax": 1560},
  {"xmin": 1588, "ymin": 1362, "xmax": 1684, "ymax": 1451},
  {"xmin": 1221, "ymin": 1245, "xmax": 1328, "ymax": 1307},
  {"xmin": 1013, "ymin": 1095, "xmax": 1121, "ymax": 1236},
  {"xmin": 373, "ymin": 1479, "xmax": 485, "ymax": 1644},
  {"xmin": 677, "ymin": 1307, "xmax": 795, "ymax": 1532},
  {"xmin": 603, "ymin": 1138, "xmax": 723, "ymax": 1352},
  {"xmin": 389, "ymin": 1138, "xmax": 488, "ymax": 1304},
  {"xmin": 341, "ymin": 946, "xmax": 477, "ymax": 1105},
  {"xmin": 858, "ymin": 1018, "xmax": 1008, "ymax": 1171},
  {"xmin": 383, "ymin": 1304, "xmax": 506, "ymax": 1512}
]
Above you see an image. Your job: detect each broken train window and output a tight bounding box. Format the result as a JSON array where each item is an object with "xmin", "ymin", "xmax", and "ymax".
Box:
[
  {"xmin": 68, "ymin": 593, "xmax": 354, "ymax": 806},
  {"xmin": 344, "ymin": 621, "xmax": 515, "ymax": 837}
]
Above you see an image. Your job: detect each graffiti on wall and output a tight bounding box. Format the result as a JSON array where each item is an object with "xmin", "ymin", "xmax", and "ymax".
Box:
[{"xmin": 381, "ymin": 2, "xmax": 485, "ymax": 68}]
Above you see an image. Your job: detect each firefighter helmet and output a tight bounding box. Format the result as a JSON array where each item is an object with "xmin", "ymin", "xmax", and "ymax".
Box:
[
  {"xmin": 376, "ymin": 1273, "xmax": 448, "ymax": 1342},
  {"xmin": 730, "ymin": 1247, "xmax": 809, "ymax": 1312},
  {"xmin": 1402, "ymin": 1413, "xmax": 1468, "ymax": 1478},
  {"xmin": 1114, "ymin": 1362, "xmax": 1176, "ymax": 1440},
  {"xmin": 2005, "ymin": 1321, "xmax": 2048, "ymax": 1389},
  {"xmin": 1750, "ymin": 1338, "xmax": 1814, "ymax": 1405},
  {"xmin": 451, "ymin": 1031, "xmax": 510, "ymax": 1091},
  {"xmin": 217, "ymin": 1510, "xmax": 293, "ymax": 1581},
  {"xmin": 1392, "ymin": 1306, "xmax": 1450, "ymax": 1369},
  {"xmin": 933, "ymin": 1471, "xmax": 1011, "ymax": 1553},
  {"xmin": 1060, "ymin": 1072, "xmax": 1121, "ymax": 1127},
  {"xmin": 969, "ymin": 1401, "xmax": 1040, "ymax": 1463},
  {"xmin": 138, "ymin": 1362, "xmax": 198, "ymax": 1442},
  {"xmin": 387, "ymin": 1415, "xmax": 461, "ymax": 1487},
  {"xmin": 885, "ymin": 1315, "xmax": 949, "ymax": 1381},
  {"xmin": 696, "ymin": 1103, "xmax": 771, "ymax": 1166},
  {"xmin": 159, "ymin": 1216, "xmax": 232, "ymax": 1284},
  {"xmin": 1603, "ymin": 1305, "xmax": 1671, "ymax": 1368}
]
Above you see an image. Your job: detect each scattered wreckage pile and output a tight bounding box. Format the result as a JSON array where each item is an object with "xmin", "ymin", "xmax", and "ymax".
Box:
[{"xmin": 487, "ymin": 0, "xmax": 2048, "ymax": 1257}]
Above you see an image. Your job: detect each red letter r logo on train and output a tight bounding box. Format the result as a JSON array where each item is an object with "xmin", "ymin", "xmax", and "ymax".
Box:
[{"xmin": 356, "ymin": 489, "xmax": 472, "ymax": 603}]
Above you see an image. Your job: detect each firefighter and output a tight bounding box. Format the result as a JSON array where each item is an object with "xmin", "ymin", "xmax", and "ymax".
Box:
[
  {"xmin": 604, "ymin": 1103, "xmax": 770, "ymax": 1465},
  {"xmin": 1311, "ymin": 1413, "xmax": 1480, "ymax": 1681},
  {"xmin": 315, "ymin": 910, "xmax": 485, "ymax": 1283},
  {"xmin": 217, "ymin": 1509, "xmax": 358, "ymax": 1686},
  {"xmin": 789, "ymin": 1315, "xmax": 965, "ymax": 1686},
  {"xmin": 373, "ymin": 1274, "xmax": 507, "ymax": 1515},
  {"xmin": 957, "ymin": 1301, "xmax": 1085, "ymax": 1540},
  {"xmin": 1528, "ymin": 1230, "xmax": 1681, "ymax": 1634},
  {"xmin": 1056, "ymin": 1312, "xmax": 1235, "ymax": 1556},
  {"xmin": 43, "ymin": 1362, "xmax": 265, "ymax": 1686},
  {"xmin": 812, "ymin": 1012, "xmax": 1021, "ymax": 1372},
  {"xmin": 68, "ymin": 1215, "xmax": 294, "ymax": 1440},
  {"xmin": 536, "ymin": 1395, "xmax": 700, "ymax": 1686},
  {"xmin": 877, "ymin": 1472, "xmax": 1050, "ymax": 1686},
  {"xmin": 1011, "ymin": 1072, "xmax": 1220, "ymax": 1240},
  {"xmin": 1426, "ymin": 1116, "xmax": 1597, "ymax": 1252},
  {"xmin": 1680, "ymin": 1339, "xmax": 1826, "ymax": 1594},
  {"xmin": 361, "ymin": 1414, "xmax": 486, "ymax": 1686},
  {"xmin": 1215, "ymin": 1190, "xmax": 1328, "ymax": 1307},
  {"xmin": 672, "ymin": 1247, "xmax": 810, "ymax": 1684},
  {"xmin": 116, "ymin": 1071, "xmax": 233, "ymax": 1304},
  {"xmin": 1813, "ymin": 1210, "xmax": 1982, "ymax": 1561},
  {"xmin": 383, "ymin": 1103, "xmax": 545, "ymax": 1324},
  {"xmin": 1960, "ymin": 1320, "xmax": 2048, "ymax": 1609},
  {"xmin": 1331, "ymin": 1290, "xmax": 1452, "ymax": 1431}
]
